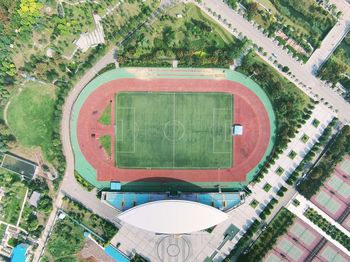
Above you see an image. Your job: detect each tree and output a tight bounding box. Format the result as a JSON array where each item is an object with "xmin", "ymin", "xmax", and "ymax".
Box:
[
  {"xmin": 227, "ymin": 0, "xmax": 237, "ymax": 9},
  {"xmin": 319, "ymin": 56, "xmax": 348, "ymax": 84},
  {"xmin": 17, "ymin": 0, "xmax": 43, "ymax": 26},
  {"xmin": 246, "ymin": 3, "xmax": 258, "ymax": 21},
  {"xmin": 38, "ymin": 195, "xmax": 52, "ymax": 213}
]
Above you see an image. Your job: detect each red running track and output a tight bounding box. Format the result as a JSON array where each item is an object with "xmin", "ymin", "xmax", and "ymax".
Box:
[{"xmin": 76, "ymin": 78, "xmax": 270, "ymax": 182}]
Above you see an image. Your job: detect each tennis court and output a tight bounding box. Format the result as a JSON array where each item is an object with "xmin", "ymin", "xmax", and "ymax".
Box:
[
  {"xmin": 313, "ymin": 190, "xmax": 345, "ymax": 218},
  {"xmin": 326, "ymin": 175, "xmax": 350, "ymax": 199},
  {"xmin": 115, "ymin": 92, "xmax": 233, "ymax": 169},
  {"xmin": 276, "ymin": 237, "xmax": 308, "ymax": 261},
  {"xmin": 317, "ymin": 243, "xmax": 348, "ymax": 262},
  {"xmin": 288, "ymin": 221, "xmax": 319, "ymax": 248},
  {"xmin": 0, "ymin": 154, "xmax": 37, "ymax": 179},
  {"xmin": 264, "ymin": 251, "xmax": 284, "ymax": 262},
  {"xmin": 339, "ymin": 158, "xmax": 350, "ymax": 176},
  {"xmin": 341, "ymin": 215, "xmax": 350, "ymax": 231}
]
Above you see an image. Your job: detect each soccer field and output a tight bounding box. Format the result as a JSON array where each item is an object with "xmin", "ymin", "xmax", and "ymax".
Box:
[{"xmin": 115, "ymin": 92, "xmax": 233, "ymax": 169}]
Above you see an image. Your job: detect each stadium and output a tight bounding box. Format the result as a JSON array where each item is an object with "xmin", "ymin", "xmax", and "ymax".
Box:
[{"xmin": 70, "ymin": 68, "xmax": 276, "ymax": 234}]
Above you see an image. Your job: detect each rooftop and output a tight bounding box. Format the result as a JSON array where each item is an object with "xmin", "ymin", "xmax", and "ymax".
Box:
[{"xmin": 118, "ymin": 200, "xmax": 228, "ymax": 234}]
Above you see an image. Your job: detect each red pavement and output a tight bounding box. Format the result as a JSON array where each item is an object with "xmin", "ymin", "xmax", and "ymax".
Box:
[{"xmin": 76, "ymin": 78, "xmax": 271, "ymax": 183}]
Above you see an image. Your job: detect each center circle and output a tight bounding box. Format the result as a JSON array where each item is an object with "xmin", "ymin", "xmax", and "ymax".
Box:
[
  {"xmin": 163, "ymin": 120, "xmax": 185, "ymax": 141},
  {"xmin": 167, "ymin": 244, "xmax": 180, "ymax": 257}
]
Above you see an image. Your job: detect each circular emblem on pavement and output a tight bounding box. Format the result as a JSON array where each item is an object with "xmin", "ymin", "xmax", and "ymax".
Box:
[{"xmin": 157, "ymin": 236, "xmax": 190, "ymax": 261}]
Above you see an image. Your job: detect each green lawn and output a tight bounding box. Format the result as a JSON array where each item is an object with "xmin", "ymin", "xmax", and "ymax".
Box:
[
  {"xmin": 115, "ymin": 92, "xmax": 233, "ymax": 169},
  {"xmin": 7, "ymin": 82, "xmax": 56, "ymax": 161},
  {"xmin": 241, "ymin": 0, "xmax": 336, "ymax": 49},
  {"xmin": 269, "ymin": 0, "xmax": 335, "ymax": 45},
  {"xmin": 0, "ymin": 224, "xmax": 7, "ymax": 239},
  {"xmin": 98, "ymin": 104, "xmax": 112, "ymax": 125},
  {"xmin": 0, "ymin": 181, "xmax": 27, "ymax": 225},
  {"xmin": 319, "ymin": 33, "xmax": 350, "ymax": 95},
  {"xmin": 119, "ymin": 3, "xmax": 248, "ymax": 67},
  {"xmin": 99, "ymin": 135, "xmax": 111, "ymax": 157},
  {"xmin": 44, "ymin": 217, "xmax": 85, "ymax": 260},
  {"xmin": 62, "ymin": 198, "xmax": 117, "ymax": 242}
]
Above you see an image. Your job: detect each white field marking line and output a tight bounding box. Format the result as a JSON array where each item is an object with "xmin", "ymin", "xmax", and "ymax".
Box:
[
  {"xmin": 115, "ymin": 120, "xmax": 123, "ymax": 142},
  {"xmin": 115, "ymin": 96, "xmax": 118, "ymax": 160},
  {"xmin": 225, "ymin": 121, "xmax": 233, "ymax": 142},
  {"xmin": 173, "ymin": 92, "xmax": 176, "ymax": 168},
  {"xmin": 116, "ymin": 165, "xmax": 230, "ymax": 169},
  {"xmin": 117, "ymin": 107, "xmax": 136, "ymax": 154},
  {"xmin": 224, "ymin": 121, "xmax": 232, "ymax": 141},
  {"xmin": 225, "ymin": 120, "xmax": 232, "ymax": 142},
  {"xmin": 212, "ymin": 108, "xmax": 232, "ymax": 154}
]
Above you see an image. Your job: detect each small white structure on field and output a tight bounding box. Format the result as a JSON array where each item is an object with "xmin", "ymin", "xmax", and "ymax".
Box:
[
  {"xmin": 58, "ymin": 212, "xmax": 66, "ymax": 220},
  {"xmin": 232, "ymin": 124, "xmax": 243, "ymax": 136}
]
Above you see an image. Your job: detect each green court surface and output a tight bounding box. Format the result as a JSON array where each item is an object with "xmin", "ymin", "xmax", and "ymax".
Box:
[
  {"xmin": 346, "ymin": 217, "xmax": 350, "ymax": 228},
  {"xmin": 290, "ymin": 223, "xmax": 315, "ymax": 245},
  {"xmin": 265, "ymin": 253, "xmax": 283, "ymax": 262},
  {"xmin": 315, "ymin": 191, "xmax": 341, "ymax": 215},
  {"xmin": 320, "ymin": 246, "xmax": 347, "ymax": 262},
  {"xmin": 277, "ymin": 238, "xmax": 303, "ymax": 260},
  {"xmin": 340, "ymin": 158, "xmax": 350, "ymax": 176},
  {"xmin": 327, "ymin": 176, "xmax": 350, "ymax": 198},
  {"xmin": 115, "ymin": 92, "xmax": 233, "ymax": 169}
]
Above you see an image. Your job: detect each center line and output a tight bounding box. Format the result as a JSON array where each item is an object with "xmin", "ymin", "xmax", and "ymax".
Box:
[{"xmin": 173, "ymin": 93, "xmax": 176, "ymax": 167}]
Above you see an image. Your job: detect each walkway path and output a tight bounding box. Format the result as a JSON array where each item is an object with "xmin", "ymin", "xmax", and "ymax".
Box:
[
  {"xmin": 306, "ymin": 19, "xmax": 350, "ymax": 73},
  {"xmin": 306, "ymin": 0, "xmax": 350, "ymax": 73},
  {"xmin": 34, "ymin": 0, "xmax": 171, "ymax": 257},
  {"xmin": 0, "ymin": 220, "xmax": 28, "ymax": 234},
  {"xmin": 32, "ymin": 49, "xmax": 119, "ymax": 262},
  {"xmin": 16, "ymin": 188, "xmax": 28, "ymax": 227}
]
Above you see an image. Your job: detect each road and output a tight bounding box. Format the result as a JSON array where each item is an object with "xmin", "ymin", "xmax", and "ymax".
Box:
[
  {"xmin": 33, "ymin": 1, "xmax": 174, "ymax": 260},
  {"xmin": 32, "ymin": 49, "xmax": 121, "ymax": 262},
  {"xmin": 189, "ymin": 0, "xmax": 350, "ymax": 124}
]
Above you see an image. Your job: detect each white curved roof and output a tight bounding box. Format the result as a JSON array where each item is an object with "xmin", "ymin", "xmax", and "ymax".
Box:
[{"xmin": 118, "ymin": 200, "xmax": 228, "ymax": 234}]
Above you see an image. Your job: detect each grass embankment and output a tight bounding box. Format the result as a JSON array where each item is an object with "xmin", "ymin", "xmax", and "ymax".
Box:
[
  {"xmin": 0, "ymin": 171, "xmax": 27, "ymax": 225},
  {"xmin": 43, "ymin": 217, "xmax": 86, "ymax": 261},
  {"xmin": 7, "ymin": 82, "xmax": 56, "ymax": 161},
  {"xmin": 62, "ymin": 197, "xmax": 118, "ymax": 242},
  {"xmin": 119, "ymin": 3, "xmax": 249, "ymax": 67},
  {"xmin": 319, "ymin": 33, "xmax": 350, "ymax": 99},
  {"xmin": 43, "ymin": 197, "xmax": 119, "ymax": 260},
  {"xmin": 74, "ymin": 171, "xmax": 94, "ymax": 191}
]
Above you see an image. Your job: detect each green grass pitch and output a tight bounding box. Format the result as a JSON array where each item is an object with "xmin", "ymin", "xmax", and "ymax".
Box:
[{"xmin": 115, "ymin": 92, "xmax": 233, "ymax": 169}]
